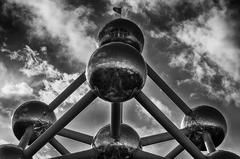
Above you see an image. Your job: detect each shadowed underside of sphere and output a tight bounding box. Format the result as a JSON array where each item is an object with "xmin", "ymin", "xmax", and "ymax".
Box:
[
  {"xmin": 207, "ymin": 150, "xmax": 240, "ymax": 159},
  {"xmin": 12, "ymin": 101, "xmax": 56, "ymax": 144},
  {"xmin": 181, "ymin": 105, "xmax": 227, "ymax": 151},
  {"xmin": 98, "ymin": 18, "xmax": 144, "ymax": 52},
  {"xmin": 86, "ymin": 42, "xmax": 147, "ymax": 102},
  {"xmin": 0, "ymin": 144, "xmax": 25, "ymax": 159},
  {"xmin": 93, "ymin": 124, "xmax": 140, "ymax": 159}
]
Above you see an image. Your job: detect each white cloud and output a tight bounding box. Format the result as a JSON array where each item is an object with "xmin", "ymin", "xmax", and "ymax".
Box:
[
  {"xmin": 175, "ymin": 8, "xmax": 240, "ymax": 81},
  {"xmin": 0, "ymin": 82, "xmax": 33, "ymax": 98},
  {"xmin": 0, "ymin": 139, "xmax": 9, "ymax": 145},
  {"xmin": 8, "ymin": 0, "xmax": 97, "ymax": 64}
]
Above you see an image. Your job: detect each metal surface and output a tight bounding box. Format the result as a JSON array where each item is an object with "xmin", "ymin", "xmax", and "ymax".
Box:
[
  {"xmin": 18, "ymin": 126, "xmax": 33, "ymax": 149},
  {"xmin": 0, "ymin": 144, "xmax": 26, "ymax": 159},
  {"xmin": 207, "ymin": 150, "xmax": 240, "ymax": 159},
  {"xmin": 181, "ymin": 105, "xmax": 227, "ymax": 151},
  {"xmin": 49, "ymin": 138, "xmax": 70, "ymax": 155},
  {"xmin": 49, "ymin": 72, "xmax": 86, "ymax": 111},
  {"xmin": 58, "ymin": 128, "xmax": 93, "ymax": 145},
  {"xmin": 86, "ymin": 42, "xmax": 147, "ymax": 102},
  {"xmin": 98, "ymin": 18, "xmax": 144, "ymax": 52},
  {"xmin": 12, "ymin": 101, "xmax": 56, "ymax": 144},
  {"xmin": 165, "ymin": 144, "xmax": 184, "ymax": 159},
  {"xmin": 48, "ymin": 149, "xmax": 97, "ymax": 159},
  {"xmin": 203, "ymin": 133, "xmax": 216, "ymax": 153},
  {"xmin": 133, "ymin": 149, "xmax": 166, "ymax": 159},
  {"xmin": 140, "ymin": 128, "xmax": 189, "ymax": 146},
  {"xmin": 93, "ymin": 124, "xmax": 140, "ymax": 159},
  {"xmin": 111, "ymin": 102, "xmax": 122, "ymax": 140},
  {"xmin": 147, "ymin": 64, "xmax": 192, "ymax": 115},
  {"xmin": 135, "ymin": 91, "xmax": 206, "ymax": 159},
  {"xmin": 24, "ymin": 90, "xmax": 97, "ymax": 158}
]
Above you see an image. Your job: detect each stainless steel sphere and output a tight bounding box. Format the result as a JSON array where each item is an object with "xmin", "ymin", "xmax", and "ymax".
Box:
[
  {"xmin": 181, "ymin": 105, "xmax": 227, "ymax": 151},
  {"xmin": 12, "ymin": 101, "xmax": 56, "ymax": 144},
  {"xmin": 93, "ymin": 124, "xmax": 140, "ymax": 159},
  {"xmin": 0, "ymin": 144, "xmax": 25, "ymax": 159},
  {"xmin": 207, "ymin": 150, "xmax": 240, "ymax": 159},
  {"xmin": 86, "ymin": 42, "xmax": 147, "ymax": 102},
  {"xmin": 98, "ymin": 18, "xmax": 144, "ymax": 52}
]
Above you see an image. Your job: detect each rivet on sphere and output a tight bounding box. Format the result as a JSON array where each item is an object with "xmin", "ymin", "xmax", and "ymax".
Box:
[
  {"xmin": 93, "ymin": 124, "xmax": 140, "ymax": 159},
  {"xmin": 12, "ymin": 101, "xmax": 56, "ymax": 144},
  {"xmin": 98, "ymin": 18, "xmax": 144, "ymax": 52},
  {"xmin": 207, "ymin": 150, "xmax": 240, "ymax": 159},
  {"xmin": 181, "ymin": 105, "xmax": 227, "ymax": 151},
  {"xmin": 86, "ymin": 42, "xmax": 147, "ymax": 102}
]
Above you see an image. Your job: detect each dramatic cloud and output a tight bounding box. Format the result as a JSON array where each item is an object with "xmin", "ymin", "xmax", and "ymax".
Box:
[
  {"xmin": 8, "ymin": 0, "xmax": 97, "ymax": 64},
  {"xmin": 0, "ymin": 82, "xmax": 33, "ymax": 98}
]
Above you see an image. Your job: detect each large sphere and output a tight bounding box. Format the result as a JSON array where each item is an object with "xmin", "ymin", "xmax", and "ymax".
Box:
[
  {"xmin": 12, "ymin": 101, "xmax": 56, "ymax": 144},
  {"xmin": 93, "ymin": 124, "xmax": 140, "ymax": 159},
  {"xmin": 86, "ymin": 42, "xmax": 147, "ymax": 102},
  {"xmin": 207, "ymin": 150, "xmax": 240, "ymax": 159},
  {"xmin": 0, "ymin": 144, "xmax": 24, "ymax": 159},
  {"xmin": 98, "ymin": 18, "xmax": 144, "ymax": 52},
  {"xmin": 181, "ymin": 105, "xmax": 227, "ymax": 151}
]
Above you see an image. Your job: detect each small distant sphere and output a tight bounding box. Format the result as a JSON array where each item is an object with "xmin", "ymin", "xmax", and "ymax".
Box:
[
  {"xmin": 12, "ymin": 101, "xmax": 56, "ymax": 144},
  {"xmin": 98, "ymin": 18, "xmax": 144, "ymax": 52},
  {"xmin": 93, "ymin": 124, "xmax": 140, "ymax": 159},
  {"xmin": 0, "ymin": 144, "xmax": 24, "ymax": 159},
  {"xmin": 181, "ymin": 105, "xmax": 227, "ymax": 151},
  {"xmin": 207, "ymin": 150, "xmax": 240, "ymax": 159},
  {"xmin": 86, "ymin": 42, "xmax": 147, "ymax": 102}
]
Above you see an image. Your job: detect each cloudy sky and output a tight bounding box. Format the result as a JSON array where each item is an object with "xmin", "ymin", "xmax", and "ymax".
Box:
[{"xmin": 0, "ymin": 0, "xmax": 240, "ymax": 158}]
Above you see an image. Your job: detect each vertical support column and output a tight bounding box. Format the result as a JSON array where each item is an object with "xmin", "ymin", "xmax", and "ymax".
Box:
[{"xmin": 111, "ymin": 102, "xmax": 122, "ymax": 140}]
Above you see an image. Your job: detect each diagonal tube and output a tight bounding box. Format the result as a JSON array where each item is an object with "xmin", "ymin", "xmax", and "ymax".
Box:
[
  {"xmin": 135, "ymin": 91, "xmax": 205, "ymax": 159},
  {"xmin": 48, "ymin": 149, "xmax": 97, "ymax": 159},
  {"xmin": 49, "ymin": 71, "xmax": 86, "ymax": 111},
  {"xmin": 24, "ymin": 90, "xmax": 97, "ymax": 158},
  {"xmin": 140, "ymin": 128, "xmax": 189, "ymax": 146},
  {"xmin": 203, "ymin": 132, "xmax": 216, "ymax": 153},
  {"xmin": 49, "ymin": 137, "xmax": 70, "ymax": 155},
  {"xmin": 165, "ymin": 144, "xmax": 184, "ymax": 159},
  {"xmin": 18, "ymin": 126, "xmax": 33, "ymax": 149},
  {"xmin": 58, "ymin": 128, "xmax": 93, "ymax": 145},
  {"xmin": 146, "ymin": 64, "xmax": 192, "ymax": 115}
]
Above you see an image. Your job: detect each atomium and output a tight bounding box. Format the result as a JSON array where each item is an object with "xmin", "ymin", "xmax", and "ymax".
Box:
[{"xmin": 0, "ymin": 13, "xmax": 239, "ymax": 159}]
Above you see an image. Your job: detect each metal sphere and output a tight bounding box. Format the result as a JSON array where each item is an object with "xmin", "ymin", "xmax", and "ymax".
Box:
[
  {"xmin": 98, "ymin": 18, "xmax": 144, "ymax": 52},
  {"xmin": 181, "ymin": 105, "xmax": 227, "ymax": 151},
  {"xmin": 0, "ymin": 144, "xmax": 25, "ymax": 159},
  {"xmin": 207, "ymin": 150, "xmax": 240, "ymax": 159},
  {"xmin": 93, "ymin": 124, "xmax": 140, "ymax": 159},
  {"xmin": 86, "ymin": 42, "xmax": 147, "ymax": 102},
  {"xmin": 12, "ymin": 101, "xmax": 56, "ymax": 144}
]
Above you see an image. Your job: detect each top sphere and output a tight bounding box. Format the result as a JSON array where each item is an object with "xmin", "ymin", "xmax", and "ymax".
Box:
[{"xmin": 98, "ymin": 18, "xmax": 144, "ymax": 52}]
